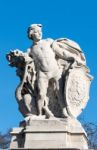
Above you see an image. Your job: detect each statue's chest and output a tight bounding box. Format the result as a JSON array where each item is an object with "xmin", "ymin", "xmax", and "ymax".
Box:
[{"xmin": 32, "ymin": 43, "xmax": 51, "ymax": 59}]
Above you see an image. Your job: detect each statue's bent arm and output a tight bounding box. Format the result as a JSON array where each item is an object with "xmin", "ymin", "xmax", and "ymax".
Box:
[
  {"xmin": 52, "ymin": 41, "xmax": 74, "ymax": 62},
  {"xmin": 52, "ymin": 40, "xmax": 86, "ymax": 67}
]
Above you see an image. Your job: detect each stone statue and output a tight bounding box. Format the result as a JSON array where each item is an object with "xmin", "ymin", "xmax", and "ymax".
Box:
[
  {"xmin": 6, "ymin": 24, "xmax": 92, "ymax": 119},
  {"xmin": 6, "ymin": 24, "xmax": 93, "ymax": 149}
]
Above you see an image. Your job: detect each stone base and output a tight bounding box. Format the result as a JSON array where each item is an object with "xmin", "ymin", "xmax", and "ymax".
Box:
[
  {"xmin": 11, "ymin": 148, "xmax": 91, "ymax": 150},
  {"xmin": 10, "ymin": 118, "xmax": 88, "ymax": 149}
]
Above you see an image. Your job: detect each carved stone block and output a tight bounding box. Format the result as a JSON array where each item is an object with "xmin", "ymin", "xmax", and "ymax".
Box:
[{"xmin": 10, "ymin": 118, "xmax": 88, "ymax": 150}]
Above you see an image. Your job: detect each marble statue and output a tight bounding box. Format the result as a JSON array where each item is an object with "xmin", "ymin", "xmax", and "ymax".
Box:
[
  {"xmin": 6, "ymin": 24, "xmax": 92, "ymax": 119},
  {"xmin": 6, "ymin": 24, "xmax": 93, "ymax": 150}
]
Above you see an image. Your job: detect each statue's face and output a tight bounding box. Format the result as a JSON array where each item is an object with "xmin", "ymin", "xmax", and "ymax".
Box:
[{"xmin": 28, "ymin": 25, "xmax": 42, "ymax": 41}]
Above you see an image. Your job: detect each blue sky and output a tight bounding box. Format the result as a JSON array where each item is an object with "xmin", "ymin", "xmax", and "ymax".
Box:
[{"xmin": 0, "ymin": 0, "xmax": 97, "ymax": 133}]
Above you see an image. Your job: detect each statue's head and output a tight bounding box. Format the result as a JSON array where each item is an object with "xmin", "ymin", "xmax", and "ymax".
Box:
[{"xmin": 28, "ymin": 24, "xmax": 42, "ymax": 41}]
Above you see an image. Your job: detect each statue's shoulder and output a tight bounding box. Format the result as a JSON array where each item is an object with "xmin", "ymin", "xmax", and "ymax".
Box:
[{"xmin": 45, "ymin": 38, "xmax": 54, "ymax": 44}]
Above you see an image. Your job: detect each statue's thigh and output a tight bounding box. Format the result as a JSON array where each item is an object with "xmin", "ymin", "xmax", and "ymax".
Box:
[{"xmin": 38, "ymin": 77, "xmax": 48, "ymax": 94}]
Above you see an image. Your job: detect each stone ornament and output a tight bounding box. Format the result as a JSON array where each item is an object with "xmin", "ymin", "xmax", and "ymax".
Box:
[
  {"xmin": 6, "ymin": 24, "xmax": 93, "ymax": 119},
  {"xmin": 65, "ymin": 66, "xmax": 92, "ymax": 117}
]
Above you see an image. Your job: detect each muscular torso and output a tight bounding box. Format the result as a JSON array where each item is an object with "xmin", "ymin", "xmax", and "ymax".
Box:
[{"xmin": 30, "ymin": 39, "xmax": 59, "ymax": 73}]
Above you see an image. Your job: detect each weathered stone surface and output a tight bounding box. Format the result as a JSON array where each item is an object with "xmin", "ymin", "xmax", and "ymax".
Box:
[{"xmin": 10, "ymin": 119, "xmax": 88, "ymax": 149}]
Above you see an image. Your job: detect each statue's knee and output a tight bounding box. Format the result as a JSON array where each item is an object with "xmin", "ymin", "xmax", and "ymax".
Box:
[{"xmin": 39, "ymin": 92, "xmax": 46, "ymax": 99}]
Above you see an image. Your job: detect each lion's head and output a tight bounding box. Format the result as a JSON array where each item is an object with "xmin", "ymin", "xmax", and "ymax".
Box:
[{"xmin": 6, "ymin": 49, "xmax": 25, "ymax": 68}]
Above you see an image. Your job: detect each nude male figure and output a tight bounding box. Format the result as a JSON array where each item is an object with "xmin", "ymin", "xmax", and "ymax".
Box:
[{"xmin": 27, "ymin": 24, "xmax": 68, "ymax": 117}]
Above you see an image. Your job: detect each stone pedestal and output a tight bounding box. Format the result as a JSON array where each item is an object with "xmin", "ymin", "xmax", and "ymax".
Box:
[{"xmin": 10, "ymin": 118, "xmax": 89, "ymax": 150}]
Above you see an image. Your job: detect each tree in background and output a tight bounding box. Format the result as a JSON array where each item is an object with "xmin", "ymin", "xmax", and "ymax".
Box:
[
  {"xmin": 0, "ymin": 129, "xmax": 11, "ymax": 149},
  {"xmin": 83, "ymin": 122, "xmax": 97, "ymax": 150}
]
